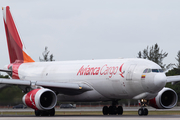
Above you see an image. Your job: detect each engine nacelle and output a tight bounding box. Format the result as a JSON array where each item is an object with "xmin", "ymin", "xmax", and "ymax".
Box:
[
  {"xmin": 149, "ymin": 87, "xmax": 178, "ymax": 109},
  {"xmin": 22, "ymin": 88, "xmax": 57, "ymax": 110}
]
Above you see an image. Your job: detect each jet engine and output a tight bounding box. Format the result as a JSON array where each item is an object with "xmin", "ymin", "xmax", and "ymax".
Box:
[
  {"xmin": 149, "ymin": 87, "xmax": 178, "ymax": 109},
  {"xmin": 22, "ymin": 88, "xmax": 57, "ymax": 110}
]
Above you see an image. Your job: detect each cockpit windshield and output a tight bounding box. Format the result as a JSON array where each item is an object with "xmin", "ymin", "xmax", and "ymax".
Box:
[{"xmin": 143, "ymin": 68, "xmax": 163, "ymax": 73}]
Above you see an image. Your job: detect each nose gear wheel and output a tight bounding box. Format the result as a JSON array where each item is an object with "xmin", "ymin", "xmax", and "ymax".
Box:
[
  {"xmin": 138, "ymin": 107, "xmax": 148, "ymax": 116},
  {"xmin": 138, "ymin": 99, "xmax": 149, "ymax": 116}
]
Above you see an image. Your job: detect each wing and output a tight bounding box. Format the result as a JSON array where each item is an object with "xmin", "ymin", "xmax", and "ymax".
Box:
[
  {"xmin": 0, "ymin": 69, "xmax": 11, "ymax": 74},
  {"xmin": 0, "ymin": 78, "xmax": 92, "ymax": 95},
  {"xmin": 166, "ymin": 75, "xmax": 180, "ymax": 84}
]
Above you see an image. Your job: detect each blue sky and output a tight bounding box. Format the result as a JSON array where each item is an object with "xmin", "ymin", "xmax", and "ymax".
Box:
[{"xmin": 0, "ymin": 0, "xmax": 180, "ymax": 68}]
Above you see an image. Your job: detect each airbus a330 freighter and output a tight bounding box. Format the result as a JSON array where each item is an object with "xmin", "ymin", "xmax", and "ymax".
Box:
[{"xmin": 1, "ymin": 6, "xmax": 180, "ymax": 116}]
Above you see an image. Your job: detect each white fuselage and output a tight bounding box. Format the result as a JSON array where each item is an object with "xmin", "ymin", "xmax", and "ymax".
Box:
[{"xmin": 14, "ymin": 58, "xmax": 167, "ymax": 102}]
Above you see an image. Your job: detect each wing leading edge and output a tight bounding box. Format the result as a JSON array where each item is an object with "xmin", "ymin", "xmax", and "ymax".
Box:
[
  {"xmin": 167, "ymin": 75, "xmax": 180, "ymax": 84},
  {"xmin": 0, "ymin": 78, "xmax": 92, "ymax": 95}
]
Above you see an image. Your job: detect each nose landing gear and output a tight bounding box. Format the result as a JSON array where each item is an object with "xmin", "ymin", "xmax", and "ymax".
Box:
[
  {"xmin": 138, "ymin": 99, "xmax": 149, "ymax": 116},
  {"xmin": 102, "ymin": 100, "xmax": 123, "ymax": 115},
  {"xmin": 138, "ymin": 107, "xmax": 148, "ymax": 116}
]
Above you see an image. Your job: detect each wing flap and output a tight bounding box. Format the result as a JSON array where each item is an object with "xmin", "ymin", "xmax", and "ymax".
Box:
[{"xmin": 0, "ymin": 69, "xmax": 11, "ymax": 73}]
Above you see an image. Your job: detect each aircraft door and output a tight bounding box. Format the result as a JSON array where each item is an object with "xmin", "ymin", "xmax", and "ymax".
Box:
[
  {"xmin": 126, "ymin": 64, "xmax": 136, "ymax": 80},
  {"xmin": 141, "ymin": 69, "xmax": 155, "ymax": 92}
]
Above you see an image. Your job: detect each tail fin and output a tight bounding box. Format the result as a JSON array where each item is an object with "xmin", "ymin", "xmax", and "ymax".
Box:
[{"xmin": 2, "ymin": 6, "xmax": 34, "ymax": 63}]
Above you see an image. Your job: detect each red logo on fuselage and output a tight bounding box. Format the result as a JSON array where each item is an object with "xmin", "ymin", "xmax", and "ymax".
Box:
[{"xmin": 77, "ymin": 63, "xmax": 124, "ymax": 78}]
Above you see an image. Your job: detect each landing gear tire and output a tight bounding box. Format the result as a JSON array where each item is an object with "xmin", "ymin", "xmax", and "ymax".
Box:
[
  {"xmin": 41, "ymin": 111, "xmax": 49, "ymax": 116},
  {"xmin": 102, "ymin": 100, "xmax": 123, "ymax": 115},
  {"xmin": 34, "ymin": 108, "xmax": 55, "ymax": 116},
  {"xmin": 144, "ymin": 108, "xmax": 148, "ymax": 116},
  {"xmin": 108, "ymin": 106, "xmax": 113, "ymax": 115},
  {"xmin": 117, "ymin": 106, "xmax": 123, "ymax": 115},
  {"xmin": 102, "ymin": 105, "xmax": 123, "ymax": 115},
  {"xmin": 49, "ymin": 108, "xmax": 55, "ymax": 116},
  {"xmin": 109, "ymin": 106, "xmax": 117, "ymax": 115},
  {"xmin": 138, "ymin": 108, "xmax": 144, "ymax": 116},
  {"xmin": 103, "ymin": 106, "xmax": 109, "ymax": 115},
  {"xmin": 35, "ymin": 110, "xmax": 41, "ymax": 116},
  {"xmin": 138, "ymin": 108, "xmax": 148, "ymax": 116},
  {"xmin": 112, "ymin": 106, "xmax": 117, "ymax": 115}
]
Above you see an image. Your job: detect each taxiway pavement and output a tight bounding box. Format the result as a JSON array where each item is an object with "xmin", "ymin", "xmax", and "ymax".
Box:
[
  {"xmin": 0, "ymin": 115, "xmax": 180, "ymax": 120},
  {"xmin": 1, "ymin": 106, "xmax": 180, "ymax": 112}
]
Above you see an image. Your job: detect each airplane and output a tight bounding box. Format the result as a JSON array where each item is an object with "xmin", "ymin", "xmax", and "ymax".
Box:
[{"xmin": 1, "ymin": 6, "xmax": 180, "ymax": 116}]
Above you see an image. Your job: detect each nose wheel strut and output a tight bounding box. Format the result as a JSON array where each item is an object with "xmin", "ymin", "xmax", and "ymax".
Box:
[{"xmin": 138, "ymin": 99, "xmax": 149, "ymax": 116}]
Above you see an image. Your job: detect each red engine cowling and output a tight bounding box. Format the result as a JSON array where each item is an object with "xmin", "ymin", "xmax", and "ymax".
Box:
[
  {"xmin": 22, "ymin": 88, "xmax": 57, "ymax": 110},
  {"xmin": 149, "ymin": 87, "xmax": 178, "ymax": 109}
]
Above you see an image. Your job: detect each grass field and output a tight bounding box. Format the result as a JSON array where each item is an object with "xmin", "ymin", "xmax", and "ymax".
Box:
[{"xmin": 0, "ymin": 111, "xmax": 180, "ymax": 116}]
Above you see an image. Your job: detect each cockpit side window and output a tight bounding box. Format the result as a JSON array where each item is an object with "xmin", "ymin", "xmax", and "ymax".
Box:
[
  {"xmin": 143, "ymin": 69, "xmax": 148, "ymax": 73},
  {"xmin": 143, "ymin": 68, "xmax": 151, "ymax": 73},
  {"xmin": 147, "ymin": 69, "xmax": 151, "ymax": 73},
  {"xmin": 143, "ymin": 69, "xmax": 163, "ymax": 73}
]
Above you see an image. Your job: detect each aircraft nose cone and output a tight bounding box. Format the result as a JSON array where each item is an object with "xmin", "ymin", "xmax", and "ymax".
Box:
[{"xmin": 154, "ymin": 74, "xmax": 167, "ymax": 92}]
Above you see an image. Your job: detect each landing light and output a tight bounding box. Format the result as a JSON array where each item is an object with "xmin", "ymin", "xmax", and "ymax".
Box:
[{"xmin": 141, "ymin": 99, "xmax": 147, "ymax": 103}]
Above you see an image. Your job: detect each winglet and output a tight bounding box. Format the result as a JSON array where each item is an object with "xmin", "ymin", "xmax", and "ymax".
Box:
[{"xmin": 2, "ymin": 6, "xmax": 34, "ymax": 63}]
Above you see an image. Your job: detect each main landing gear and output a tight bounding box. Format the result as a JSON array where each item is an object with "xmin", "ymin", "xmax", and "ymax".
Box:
[
  {"xmin": 138, "ymin": 99, "xmax": 148, "ymax": 116},
  {"xmin": 102, "ymin": 101, "xmax": 123, "ymax": 115},
  {"xmin": 35, "ymin": 108, "xmax": 55, "ymax": 116}
]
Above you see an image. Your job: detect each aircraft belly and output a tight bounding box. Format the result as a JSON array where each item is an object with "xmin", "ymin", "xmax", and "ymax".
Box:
[
  {"xmin": 90, "ymin": 79, "xmax": 128, "ymax": 99},
  {"xmin": 124, "ymin": 81, "xmax": 145, "ymax": 98},
  {"xmin": 57, "ymin": 89, "xmax": 109, "ymax": 102}
]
